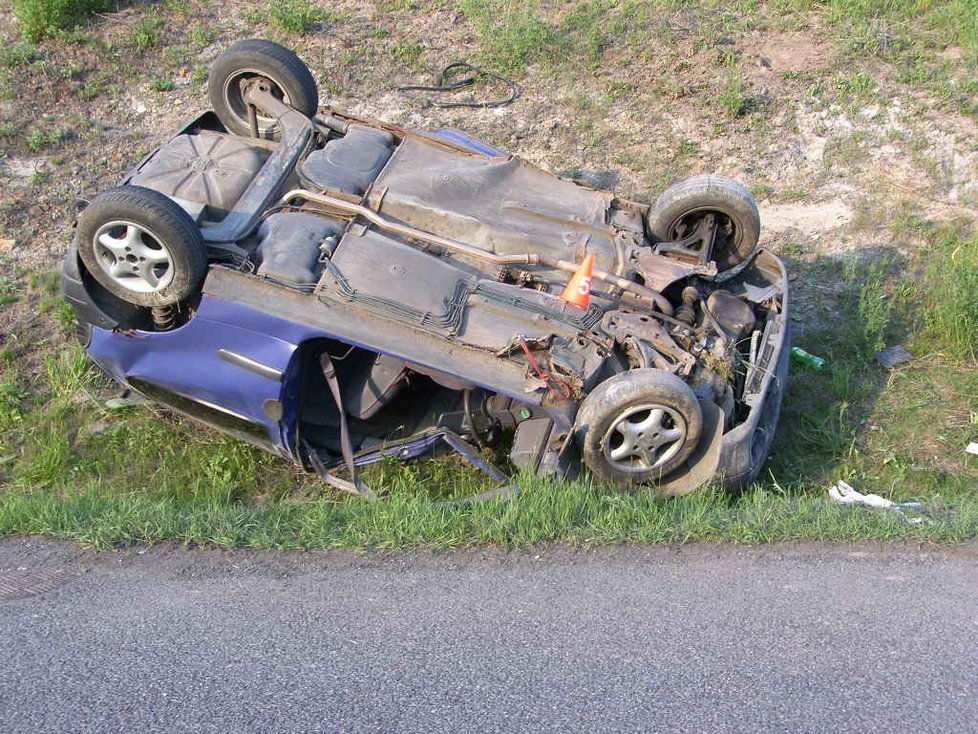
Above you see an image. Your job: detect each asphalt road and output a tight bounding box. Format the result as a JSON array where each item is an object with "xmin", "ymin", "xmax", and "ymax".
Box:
[{"xmin": 1, "ymin": 538, "xmax": 976, "ymax": 734}]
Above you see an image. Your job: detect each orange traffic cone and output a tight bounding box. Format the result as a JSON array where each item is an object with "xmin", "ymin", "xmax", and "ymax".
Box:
[{"xmin": 560, "ymin": 253, "xmax": 594, "ymax": 307}]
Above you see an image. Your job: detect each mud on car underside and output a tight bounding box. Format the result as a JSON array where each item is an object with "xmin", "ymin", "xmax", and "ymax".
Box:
[{"xmin": 61, "ymin": 39, "xmax": 789, "ymax": 497}]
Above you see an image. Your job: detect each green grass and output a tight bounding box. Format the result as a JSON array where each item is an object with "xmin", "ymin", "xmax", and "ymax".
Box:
[
  {"xmin": 719, "ymin": 71, "xmax": 749, "ymax": 117},
  {"xmin": 845, "ymin": 255, "xmax": 893, "ymax": 357},
  {"xmin": 1, "ymin": 345, "xmax": 975, "ymax": 550},
  {"xmin": 817, "ymin": 0, "xmax": 978, "ymax": 113},
  {"xmin": 11, "ymin": 0, "xmax": 115, "ymax": 43},
  {"xmin": 769, "ymin": 219, "xmax": 978, "ymax": 494},
  {"xmin": 3, "ymin": 476, "xmax": 975, "ymax": 550},
  {"xmin": 268, "ymin": 0, "xmax": 329, "ymax": 36},
  {"xmin": 24, "ymin": 124, "xmax": 68, "ymax": 152},
  {"xmin": 450, "ymin": 0, "xmax": 977, "ymax": 118},
  {"xmin": 245, "ymin": 0, "xmax": 331, "ymax": 35},
  {"xmin": 392, "ymin": 38, "xmax": 423, "ymax": 64},
  {"xmin": 916, "ymin": 227, "xmax": 978, "ymax": 359},
  {"xmin": 150, "ymin": 78, "xmax": 176, "ymax": 92},
  {"xmin": 0, "ymin": 378, "xmax": 25, "ymax": 439},
  {"xmin": 822, "ymin": 0, "xmax": 978, "ymax": 59},
  {"xmin": 129, "ymin": 16, "xmax": 162, "ymax": 50},
  {"xmin": 2, "ymin": 0, "xmax": 978, "ymax": 550},
  {"xmin": 0, "ymin": 277, "xmax": 18, "ymax": 307},
  {"xmin": 0, "ymin": 41, "xmax": 42, "ymax": 69},
  {"xmin": 2, "ymin": 206, "xmax": 976, "ymax": 551},
  {"xmin": 833, "ymin": 71, "xmax": 878, "ymax": 103},
  {"xmin": 456, "ymin": 0, "xmax": 622, "ymax": 73},
  {"xmin": 457, "ymin": 0, "xmax": 563, "ymax": 73},
  {"xmin": 2, "ymin": 213, "xmax": 976, "ymax": 549}
]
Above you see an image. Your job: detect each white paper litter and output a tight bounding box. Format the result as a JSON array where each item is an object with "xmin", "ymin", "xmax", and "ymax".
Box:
[
  {"xmin": 828, "ymin": 480, "xmax": 897, "ymax": 508},
  {"xmin": 966, "ymin": 442, "xmax": 978, "ymax": 456},
  {"xmin": 827, "ymin": 480, "xmax": 929, "ymax": 525}
]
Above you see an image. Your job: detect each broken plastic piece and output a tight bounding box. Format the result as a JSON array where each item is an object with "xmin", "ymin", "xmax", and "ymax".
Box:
[
  {"xmin": 966, "ymin": 442, "xmax": 978, "ymax": 456},
  {"xmin": 828, "ymin": 480, "xmax": 903, "ymax": 508},
  {"xmin": 875, "ymin": 344, "xmax": 914, "ymax": 369}
]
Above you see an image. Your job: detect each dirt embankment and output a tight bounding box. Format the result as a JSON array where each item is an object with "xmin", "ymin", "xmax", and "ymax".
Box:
[{"xmin": 0, "ymin": 2, "xmax": 976, "ymax": 338}]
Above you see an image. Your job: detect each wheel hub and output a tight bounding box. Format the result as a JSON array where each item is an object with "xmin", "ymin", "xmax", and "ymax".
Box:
[
  {"xmin": 224, "ymin": 70, "xmax": 291, "ymax": 135},
  {"xmin": 602, "ymin": 402, "xmax": 687, "ymax": 473},
  {"xmin": 93, "ymin": 220, "xmax": 174, "ymax": 294}
]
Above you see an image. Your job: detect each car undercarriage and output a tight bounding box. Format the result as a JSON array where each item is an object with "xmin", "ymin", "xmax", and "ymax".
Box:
[{"xmin": 62, "ymin": 39, "xmax": 789, "ymax": 497}]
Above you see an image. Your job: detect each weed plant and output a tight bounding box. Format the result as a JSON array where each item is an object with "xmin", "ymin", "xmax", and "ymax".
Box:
[
  {"xmin": 919, "ymin": 229, "xmax": 978, "ymax": 359},
  {"xmin": 129, "ymin": 17, "xmax": 162, "ymax": 50},
  {"xmin": 11, "ymin": 0, "xmax": 114, "ymax": 42},
  {"xmin": 269, "ymin": 0, "xmax": 328, "ymax": 36}
]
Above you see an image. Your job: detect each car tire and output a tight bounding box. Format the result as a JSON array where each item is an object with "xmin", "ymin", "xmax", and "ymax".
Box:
[
  {"xmin": 574, "ymin": 369, "xmax": 703, "ymax": 488},
  {"xmin": 647, "ymin": 175, "xmax": 760, "ymax": 271},
  {"xmin": 207, "ymin": 38, "xmax": 319, "ymax": 138},
  {"xmin": 76, "ymin": 186, "xmax": 206, "ymax": 308}
]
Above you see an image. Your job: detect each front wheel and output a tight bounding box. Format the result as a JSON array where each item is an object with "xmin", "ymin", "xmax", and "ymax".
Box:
[
  {"xmin": 574, "ymin": 369, "xmax": 703, "ymax": 489},
  {"xmin": 207, "ymin": 39, "xmax": 319, "ymax": 138},
  {"xmin": 647, "ymin": 175, "xmax": 760, "ymax": 271}
]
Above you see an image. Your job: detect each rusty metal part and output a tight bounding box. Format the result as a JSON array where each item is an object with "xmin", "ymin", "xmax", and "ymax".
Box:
[
  {"xmin": 601, "ymin": 310, "xmax": 697, "ymax": 376},
  {"xmin": 675, "ymin": 286, "xmax": 700, "ymax": 326},
  {"xmin": 621, "ymin": 335, "xmax": 671, "ymax": 371},
  {"xmin": 655, "ymin": 211, "xmax": 718, "ymax": 262},
  {"xmin": 628, "ymin": 247, "xmax": 717, "ymax": 292},
  {"xmin": 312, "ymin": 114, "xmax": 349, "ymax": 135},
  {"xmin": 151, "ymin": 305, "xmax": 177, "ymax": 331},
  {"xmin": 278, "ymin": 189, "xmax": 674, "ymax": 315},
  {"xmin": 200, "ymin": 85, "xmax": 314, "ymax": 249},
  {"xmin": 247, "ymin": 101, "xmax": 259, "ymax": 138},
  {"xmin": 518, "ymin": 336, "xmax": 572, "ymax": 401},
  {"xmin": 501, "ymin": 199, "xmax": 615, "ymax": 240}
]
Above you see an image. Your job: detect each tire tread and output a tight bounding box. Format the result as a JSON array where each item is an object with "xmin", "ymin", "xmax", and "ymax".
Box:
[
  {"xmin": 574, "ymin": 369, "xmax": 704, "ymax": 490},
  {"xmin": 76, "ymin": 186, "xmax": 206, "ymax": 307},
  {"xmin": 207, "ymin": 39, "xmax": 318, "ymax": 136},
  {"xmin": 647, "ymin": 174, "xmax": 760, "ymax": 270}
]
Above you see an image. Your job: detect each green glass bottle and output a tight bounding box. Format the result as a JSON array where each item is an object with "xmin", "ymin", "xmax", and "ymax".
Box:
[{"xmin": 790, "ymin": 346, "xmax": 826, "ymax": 370}]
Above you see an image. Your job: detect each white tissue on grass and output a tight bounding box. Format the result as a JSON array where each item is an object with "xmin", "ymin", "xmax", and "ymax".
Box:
[
  {"xmin": 828, "ymin": 480, "xmax": 896, "ymax": 508},
  {"xmin": 827, "ymin": 480, "xmax": 929, "ymax": 525}
]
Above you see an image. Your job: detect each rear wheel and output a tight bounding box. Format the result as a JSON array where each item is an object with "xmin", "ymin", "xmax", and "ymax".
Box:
[
  {"xmin": 76, "ymin": 186, "xmax": 206, "ymax": 307},
  {"xmin": 647, "ymin": 175, "xmax": 760, "ymax": 271},
  {"xmin": 574, "ymin": 369, "xmax": 703, "ymax": 489},
  {"xmin": 208, "ymin": 39, "xmax": 319, "ymax": 138}
]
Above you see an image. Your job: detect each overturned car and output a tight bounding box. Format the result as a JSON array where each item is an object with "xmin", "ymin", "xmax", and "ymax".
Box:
[{"xmin": 61, "ymin": 40, "xmax": 789, "ymax": 497}]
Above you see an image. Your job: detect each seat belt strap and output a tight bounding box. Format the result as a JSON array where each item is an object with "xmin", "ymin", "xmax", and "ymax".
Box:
[{"xmin": 308, "ymin": 352, "xmax": 375, "ymax": 499}]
